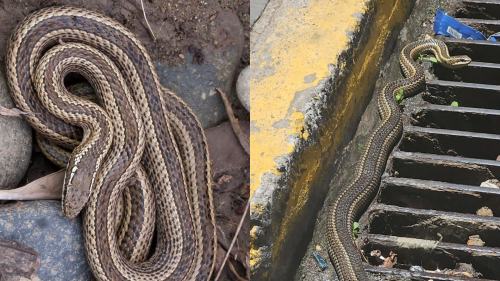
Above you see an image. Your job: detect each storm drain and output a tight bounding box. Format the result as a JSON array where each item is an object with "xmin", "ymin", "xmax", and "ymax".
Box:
[{"xmin": 358, "ymin": 1, "xmax": 500, "ymax": 280}]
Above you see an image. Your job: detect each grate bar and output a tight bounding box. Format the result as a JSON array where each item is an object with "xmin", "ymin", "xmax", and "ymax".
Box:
[
  {"xmin": 401, "ymin": 126, "xmax": 500, "ymax": 160},
  {"xmin": 379, "ymin": 177, "xmax": 500, "ymax": 214}
]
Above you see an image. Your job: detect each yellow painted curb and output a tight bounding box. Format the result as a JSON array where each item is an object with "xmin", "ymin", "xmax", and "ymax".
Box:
[{"xmin": 250, "ymin": 0, "xmax": 368, "ymax": 199}]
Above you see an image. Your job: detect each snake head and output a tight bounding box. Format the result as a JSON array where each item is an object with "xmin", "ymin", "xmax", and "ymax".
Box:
[
  {"xmin": 445, "ymin": 55, "xmax": 472, "ymax": 69},
  {"xmin": 62, "ymin": 153, "xmax": 99, "ymax": 219}
]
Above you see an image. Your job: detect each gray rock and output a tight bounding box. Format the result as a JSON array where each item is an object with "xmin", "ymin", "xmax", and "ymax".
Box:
[
  {"xmin": 155, "ymin": 11, "xmax": 245, "ymax": 129},
  {"xmin": 0, "ymin": 200, "xmax": 91, "ymax": 280},
  {"xmin": 236, "ymin": 66, "xmax": 250, "ymax": 111},
  {"xmin": 0, "ymin": 67, "xmax": 32, "ymax": 189}
]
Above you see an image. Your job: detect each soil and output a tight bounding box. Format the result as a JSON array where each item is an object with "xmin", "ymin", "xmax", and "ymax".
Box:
[{"xmin": 0, "ymin": 0, "xmax": 249, "ymax": 67}]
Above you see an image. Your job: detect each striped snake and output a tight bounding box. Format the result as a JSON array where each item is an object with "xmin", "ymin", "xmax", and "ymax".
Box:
[
  {"xmin": 6, "ymin": 6, "xmax": 215, "ymax": 281},
  {"xmin": 326, "ymin": 39, "xmax": 471, "ymax": 280}
]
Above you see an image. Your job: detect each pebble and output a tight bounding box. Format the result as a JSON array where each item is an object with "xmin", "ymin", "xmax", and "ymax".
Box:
[
  {"xmin": 236, "ymin": 65, "xmax": 250, "ymax": 111},
  {"xmin": 0, "ymin": 69, "xmax": 32, "ymax": 189},
  {"xmin": 0, "ymin": 200, "xmax": 91, "ymax": 280}
]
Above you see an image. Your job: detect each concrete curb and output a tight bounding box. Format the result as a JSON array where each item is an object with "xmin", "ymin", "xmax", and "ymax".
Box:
[{"xmin": 250, "ymin": 0, "xmax": 415, "ymax": 279}]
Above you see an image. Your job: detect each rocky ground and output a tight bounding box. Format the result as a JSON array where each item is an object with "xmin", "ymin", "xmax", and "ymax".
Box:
[{"xmin": 0, "ymin": 1, "xmax": 249, "ymax": 280}]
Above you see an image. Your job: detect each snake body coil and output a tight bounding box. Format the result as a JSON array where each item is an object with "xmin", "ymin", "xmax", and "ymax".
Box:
[
  {"xmin": 326, "ymin": 39, "xmax": 471, "ymax": 280},
  {"xmin": 7, "ymin": 7, "xmax": 215, "ymax": 281}
]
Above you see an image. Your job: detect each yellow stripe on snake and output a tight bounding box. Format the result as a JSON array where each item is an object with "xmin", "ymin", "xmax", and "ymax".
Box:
[
  {"xmin": 6, "ymin": 6, "xmax": 215, "ymax": 281},
  {"xmin": 326, "ymin": 39, "xmax": 471, "ymax": 280}
]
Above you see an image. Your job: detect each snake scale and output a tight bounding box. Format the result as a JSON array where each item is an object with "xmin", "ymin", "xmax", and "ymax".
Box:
[
  {"xmin": 326, "ymin": 39, "xmax": 471, "ymax": 280},
  {"xmin": 6, "ymin": 6, "xmax": 215, "ymax": 281}
]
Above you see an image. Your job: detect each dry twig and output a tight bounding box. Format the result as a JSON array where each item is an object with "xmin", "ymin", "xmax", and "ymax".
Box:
[
  {"xmin": 227, "ymin": 259, "xmax": 249, "ymax": 281},
  {"xmin": 214, "ymin": 200, "xmax": 249, "ymax": 281},
  {"xmin": 140, "ymin": 0, "xmax": 156, "ymax": 41},
  {"xmin": 216, "ymin": 88, "xmax": 249, "ymax": 155}
]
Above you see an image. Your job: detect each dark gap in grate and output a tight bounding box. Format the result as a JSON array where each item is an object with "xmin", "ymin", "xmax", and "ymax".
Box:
[
  {"xmin": 378, "ymin": 177, "xmax": 500, "ymax": 215},
  {"xmin": 456, "ymin": 0, "xmax": 500, "ymax": 20},
  {"xmin": 433, "ymin": 62, "xmax": 500, "ymax": 85},
  {"xmin": 364, "ymin": 204, "xmax": 500, "ymax": 247},
  {"xmin": 391, "ymin": 152, "xmax": 499, "ymax": 185},
  {"xmin": 411, "ymin": 105, "xmax": 500, "ymax": 135},
  {"xmin": 444, "ymin": 38, "xmax": 500, "ymax": 63},
  {"xmin": 454, "ymin": 18, "xmax": 500, "ymax": 36},
  {"xmin": 399, "ymin": 126, "xmax": 500, "ymax": 160},
  {"xmin": 424, "ymin": 80, "xmax": 500, "ymax": 110}
]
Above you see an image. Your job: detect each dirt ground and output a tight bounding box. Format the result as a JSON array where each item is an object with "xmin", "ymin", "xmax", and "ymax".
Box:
[
  {"xmin": 0, "ymin": 0, "xmax": 249, "ymax": 66},
  {"xmin": 1, "ymin": 0, "xmax": 250, "ymax": 280}
]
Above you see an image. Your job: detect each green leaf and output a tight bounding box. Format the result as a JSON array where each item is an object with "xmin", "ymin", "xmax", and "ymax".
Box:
[
  {"xmin": 359, "ymin": 144, "xmax": 364, "ymax": 150},
  {"xmin": 395, "ymin": 88, "xmax": 404, "ymax": 102},
  {"xmin": 353, "ymin": 222, "xmax": 360, "ymax": 230},
  {"xmin": 451, "ymin": 101, "xmax": 459, "ymax": 107},
  {"xmin": 440, "ymin": 5, "xmax": 445, "ymax": 10},
  {"xmin": 352, "ymin": 222, "xmax": 360, "ymax": 238},
  {"xmin": 429, "ymin": 57, "xmax": 438, "ymax": 63}
]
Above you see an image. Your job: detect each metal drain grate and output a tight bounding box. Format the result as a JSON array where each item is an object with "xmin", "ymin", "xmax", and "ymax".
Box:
[{"xmin": 358, "ymin": 2, "xmax": 500, "ymax": 280}]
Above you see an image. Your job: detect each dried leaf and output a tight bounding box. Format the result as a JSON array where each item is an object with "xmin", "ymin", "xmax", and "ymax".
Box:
[
  {"xmin": 227, "ymin": 259, "xmax": 249, "ymax": 281},
  {"xmin": 0, "ymin": 170, "xmax": 64, "ymax": 200},
  {"xmin": 467, "ymin": 235, "xmax": 485, "ymax": 246},
  {"xmin": 382, "ymin": 251, "xmax": 397, "ymax": 268},
  {"xmin": 0, "ymin": 105, "xmax": 31, "ymax": 117}
]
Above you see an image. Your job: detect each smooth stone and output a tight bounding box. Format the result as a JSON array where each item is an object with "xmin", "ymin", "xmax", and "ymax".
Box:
[
  {"xmin": 236, "ymin": 66, "xmax": 250, "ymax": 111},
  {"xmin": 0, "ymin": 200, "xmax": 91, "ymax": 280},
  {"xmin": 0, "ymin": 67, "xmax": 32, "ymax": 189},
  {"xmin": 155, "ymin": 11, "xmax": 245, "ymax": 129}
]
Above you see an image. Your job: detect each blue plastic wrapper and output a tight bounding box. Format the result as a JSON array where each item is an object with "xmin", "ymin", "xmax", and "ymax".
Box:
[
  {"xmin": 433, "ymin": 8, "xmax": 486, "ymax": 40},
  {"xmin": 488, "ymin": 33, "xmax": 500, "ymax": 42},
  {"xmin": 312, "ymin": 250, "xmax": 328, "ymax": 271}
]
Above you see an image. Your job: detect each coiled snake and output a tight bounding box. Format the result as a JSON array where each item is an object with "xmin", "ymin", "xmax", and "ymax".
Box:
[
  {"xmin": 6, "ymin": 6, "xmax": 215, "ymax": 281},
  {"xmin": 326, "ymin": 39, "xmax": 471, "ymax": 280}
]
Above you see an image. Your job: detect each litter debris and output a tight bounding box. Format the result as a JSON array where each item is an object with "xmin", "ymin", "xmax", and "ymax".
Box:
[
  {"xmin": 442, "ymin": 263, "xmax": 482, "ymax": 278},
  {"xmin": 476, "ymin": 206, "xmax": 493, "ymax": 217},
  {"xmin": 315, "ymin": 245, "xmax": 322, "ymax": 252},
  {"xmin": 370, "ymin": 250, "xmax": 382, "ymax": 258},
  {"xmin": 312, "ymin": 250, "xmax": 328, "ymax": 271},
  {"xmin": 409, "ymin": 265, "xmax": 425, "ymax": 272},
  {"xmin": 382, "ymin": 251, "xmax": 397, "ymax": 268},
  {"xmin": 480, "ymin": 179, "xmax": 500, "ymax": 188},
  {"xmin": 434, "ymin": 8, "xmax": 500, "ymax": 41},
  {"xmin": 467, "ymin": 235, "xmax": 485, "ymax": 247}
]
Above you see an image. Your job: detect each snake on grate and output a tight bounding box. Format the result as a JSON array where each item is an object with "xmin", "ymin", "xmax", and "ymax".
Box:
[
  {"xmin": 326, "ymin": 39, "xmax": 471, "ymax": 280},
  {"xmin": 6, "ymin": 6, "xmax": 215, "ymax": 281}
]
